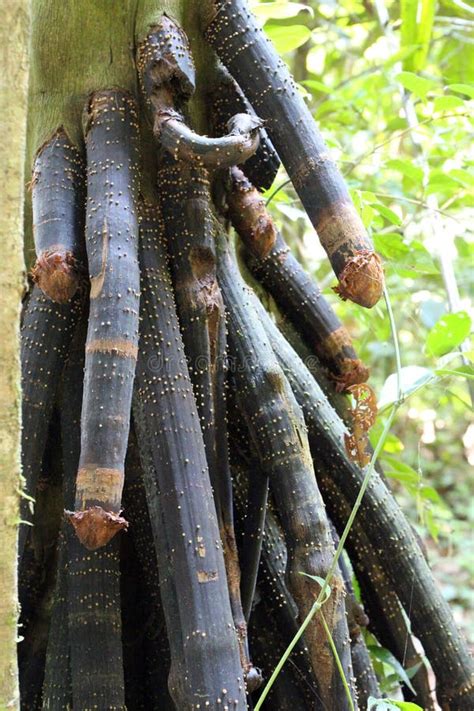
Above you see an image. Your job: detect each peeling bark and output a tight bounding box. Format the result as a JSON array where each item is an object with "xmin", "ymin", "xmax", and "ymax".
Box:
[
  {"xmin": 217, "ymin": 232, "xmax": 355, "ymax": 710},
  {"xmin": 31, "ymin": 130, "xmax": 86, "ymax": 303},
  {"xmin": 68, "ymin": 90, "xmax": 140, "ymax": 550},
  {"xmin": 205, "ymin": 0, "xmax": 384, "ymax": 307}
]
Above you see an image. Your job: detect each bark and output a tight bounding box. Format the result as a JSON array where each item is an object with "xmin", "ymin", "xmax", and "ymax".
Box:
[
  {"xmin": 253, "ymin": 292, "xmax": 474, "ymax": 710},
  {"xmin": 122, "ymin": 432, "xmax": 174, "ymax": 710},
  {"xmin": 20, "ymin": 287, "xmax": 83, "ymax": 560},
  {"xmin": 133, "ymin": 203, "xmax": 247, "ymax": 709},
  {"xmin": 141, "ymin": 17, "xmax": 257, "ymax": 687},
  {"xmin": 330, "ymin": 501, "xmax": 435, "ymax": 710},
  {"xmin": 207, "ymin": 65, "xmax": 280, "ymax": 190},
  {"xmin": 204, "ymin": 0, "xmax": 384, "ymax": 308},
  {"xmin": 60, "ymin": 318, "xmax": 126, "ymax": 710},
  {"xmin": 0, "ymin": 1, "xmax": 29, "ymax": 694},
  {"xmin": 231, "ymin": 457, "xmax": 321, "ymax": 707},
  {"xmin": 216, "ymin": 233, "xmax": 355, "ymax": 710},
  {"xmin": 42, "ymin": 533, "xmax": 71, "ymax": 710},
  {"xmin": 227, "ymin": 166, "xmax": 369, "ymax": 389},
  {"xmin": 31, "ymin": 130, "xmax": 86, "ymax": 303},
  {"xmin": 332, "ymin": 532, "xmax": 381, "ymax": 708},
  {"xmin": 68, "ymin": 90, "xmax": 140, "ymax": 551}
]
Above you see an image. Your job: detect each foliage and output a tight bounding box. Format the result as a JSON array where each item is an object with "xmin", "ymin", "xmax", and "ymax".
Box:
[{"xmin": 253, "ymin": 0, "xmax": 473, "ymax": 699}]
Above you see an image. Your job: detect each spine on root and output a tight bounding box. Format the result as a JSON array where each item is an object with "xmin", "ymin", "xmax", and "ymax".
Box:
[
  {"xmin": 67, "ymin": 90, "xmax": 140, "ymax": 550},
  {"xmin": 205, "ymin": 0, "xmax": 384, "ymax": 307},
  {"xmin": 31, "ymin": 129, "xmax": 86, "ymax": 303},
  {"xmin": 216, "ymin": 231, "xmax": 356, "ymax": 710},
  {"xmin": 132, "ymin": 203, "xmax": 247, "ymax": 709},
  {"xmin": 253, "ymin": 292, "xmax": 474, "ymax": 709},
  {"xmin": 208, "ymin": 64, "xmax": 280, "ymax": 190},
  {"xmin": 227, "ymin": 166, "xmax": 369, "ymax": 390},
  {"xmin": 137, "ymin": 15, "xmax": 261, "ymax": 169}
]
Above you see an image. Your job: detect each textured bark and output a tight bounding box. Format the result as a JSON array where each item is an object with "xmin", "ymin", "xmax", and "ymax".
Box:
[
  {"xmin": 122, "ymin": 433, "xmax": 174, "ymax": 710},
  {"xmin": 227, "ymin": 167, "xmax": 369, "ymax": 390},
  {"xmin": 20, "ymin": 287, "xmax": 83, "ymax": 560},
  {"xmin": 141, "ymin": 18, "xmax": 257, "ymax": 687},
  {"xmin": 208, "ymin": 65, "xmax": 280, "ymax": 190},
  {"xmin": 332, "ymin": 532, "xmax": 381, "ymax": 708},
  {"xmin": 68, "ymin": 90, "xmax": 140, "ymax": 551},
  {"xmin": 137, "ymin": 17, "xmax": 261, "ymax": 170},
  {"xmin": 31, "ymin": 130, "xmax": 86, "ymax": 303},
  {"xmin": 330, "ymin": 501, "xmax": 435, "ymax": 710},
  {"xmin": 217, "ymin": 233, "xmax": 355, "ymax": 710},
  {"xmin": 254, "ymin": 293, "xmax": 474, "ymax": 710},
  {"xmin": 42, "ymin": 534, "xmax": 71, "ymax": 710},
  {"xmin": 133, "ymin": 204, "xmax": 247, "ymax": 709},
  {"xmin": 231, "ymin": 457, "xmax": 321, "ymax": 707},
  {"xmin": 60, "ymin": 318, "xmax": 126, "ymax": 710},
  {"xmin": 205, "ymin": 0, "xmax": 384, "ymax": 308},
  {"xmin": 0, "ymin": 0, "xmax": 29, "ymax": 699}
]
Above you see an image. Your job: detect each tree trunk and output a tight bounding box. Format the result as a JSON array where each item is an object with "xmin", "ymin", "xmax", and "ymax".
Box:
[{"xmin": 0, "ymin": 1, "xmax": 29, "ymax": 708}]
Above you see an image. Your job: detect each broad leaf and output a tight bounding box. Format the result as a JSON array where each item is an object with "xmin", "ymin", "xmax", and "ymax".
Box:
[
  {"xmin": 396, "ymin": 71, "xmax": 438, "ymax": 98},
  {"xmin": 252, "ymin": 1, "xmax": 313, "ymax": 21},
  {"xmin": 264, "ymin": 24, "xmax": 311, "ymax": 54},
  {"xmin": 378, "ymin": 366, "xmax": 435, "ymax": 410},
  {"xmin": 367, "ymin": 647, "xmax": 416, "ymax": 694},
  {"xmin": 426, "ymin": 311, "xmax": 472, "ymax": 357}
]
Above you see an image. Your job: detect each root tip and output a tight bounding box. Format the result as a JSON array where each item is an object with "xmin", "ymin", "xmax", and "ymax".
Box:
[
  {"xmin": 66, "ymin": 506, "xmax": 128, "ymax": 550},
  {"xmin": 334, "ymin": 251, "xmax": 384, "ymax": 308},
  {"xmin": 32, "ymin": 249, "xmax": 81, "ymax": 303}
]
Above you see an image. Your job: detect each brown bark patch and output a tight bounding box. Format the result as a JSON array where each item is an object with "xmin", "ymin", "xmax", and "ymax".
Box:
[
  {"xmin": 334, "ymin": 250, "xmax": 384, "ymax": 308},
  {"xmin": 89, "ymin": 220, "xmax": 109, "ymax": 298},
  {"xmin": 227, "ymin": 166, "xmax": 276, "ymax": 258},
  {"xmin": 66, "ymin": 506, "xmax": 128, "ymax": 550},
  {"xmin": 86, "ymin": 339, "xmax": 138, "ymax": 359},
  {"xmin": 344, "ymin": 383, "xmax": 377, "ymax": 467},
  {"xmin": 75, "ymin": 466, "xmax": 125, "ymax": 510},
  {"xmin": 31, "ymin": 247, "xmax": 81, "ymax": 303},
  {"xmin": 197, "ymin": 570, "xmax": 218, "ymax": 583}
]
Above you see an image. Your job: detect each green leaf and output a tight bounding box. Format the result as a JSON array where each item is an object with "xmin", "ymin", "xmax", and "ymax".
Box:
[
  {"xmin": 435, "ymin": 365, "xmax": 474, "ymax": 381},
  {"xmin": 396, "ymin": 71, "xmax": 438, "ymax": 98},
  {"xmin": 386, "ymin": 158, "xmax": 424, "ymax": 184},
  {"xmin": 373, "ymin": 233, "xmax": 410, "ymax": 261},
  {"xmin": 253, "ymin": 1, "xmax": 313, "ymax": 21},
  {"xmin": 426, "ymin": 311, "xmax": 472, "ymax": 357},
  {"xmin": 433, "ymin": 95, "xmax": 465, "ymax": 111},
  {"xmin": 447, "ymin": 83, "xmax": 474, "ymax": 99},
  {"xmin": 367, "ymin": 647, "xmax": 416, "ymax": 693},
  {"xmin": 372, "ymin": 203, "xmax": 403, "ymax": 226},
  {"xmin": 300, "ymin": 79, "xmax": 331, "ymax": 94},
  {"xmin": 450, "ymin": 169, "xmax": 474, "ymax": 188},
  {"xmin": 384, "ymin": 457, "xmax": 420, "ymax": 486},
  {"xmin": 368, "ymin": 699, "xmax": 424, "ymax": 711},
  {"xmin": 400, "ymin": 0, "xmax": 435, "ymax": 72},
  {"xmin": 264, "ymin": 24, "xmax": 311, "ymax": 54},
  {"xmin": 299, "ymin": 573, "xmax": 332, "ymax": 604},
  {"xmin": 378, "ymin": 366, "xmax": 435, "ymax": 411}
]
